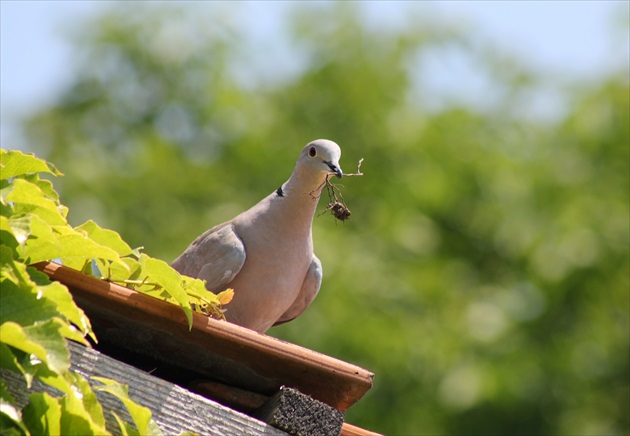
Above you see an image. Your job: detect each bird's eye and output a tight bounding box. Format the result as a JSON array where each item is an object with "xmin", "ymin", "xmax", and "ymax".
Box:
[{"xmin": 308, "ymin": 146, "xmax": 317, "ymax": 158}]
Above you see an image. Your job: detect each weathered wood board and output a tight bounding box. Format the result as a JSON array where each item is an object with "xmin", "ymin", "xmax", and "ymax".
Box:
[{"xmin": 2, "ymin": 341, "xmax": 288, "ymax": 436}]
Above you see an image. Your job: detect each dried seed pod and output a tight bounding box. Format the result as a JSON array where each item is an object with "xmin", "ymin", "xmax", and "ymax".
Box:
[{"xmin": 330, "ymin": 201, "xmax": 351, "ymax": 221}]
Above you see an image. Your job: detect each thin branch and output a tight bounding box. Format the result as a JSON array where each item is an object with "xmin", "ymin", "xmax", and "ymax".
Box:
[{"xmin": 344, "ymin": 158, "xmax": 364, "ymax": 177}]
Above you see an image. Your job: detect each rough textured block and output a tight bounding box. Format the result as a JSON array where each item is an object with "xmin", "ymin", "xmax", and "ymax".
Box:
[{"xmin": 253, "ymin": 386, "xmax": 345, "ymax": 436}]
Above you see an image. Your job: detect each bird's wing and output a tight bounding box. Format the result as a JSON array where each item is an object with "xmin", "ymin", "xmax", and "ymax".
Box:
[
  {"xmin": 171, "ymin": 223, "xmax": 246, "ymax": 292},
  {"xmin": 273, "ymin": 254, "xmax": 323, "ymax": 326}
]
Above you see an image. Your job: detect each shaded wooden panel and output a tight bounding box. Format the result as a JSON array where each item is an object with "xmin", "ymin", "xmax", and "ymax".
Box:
[
  {"xmin": 34, "ymin": 261, "xmax": 373, "ymax": 412},
  {"xmin": 190, "ymin": 379, "xmax": 269, "ymax": 413}
]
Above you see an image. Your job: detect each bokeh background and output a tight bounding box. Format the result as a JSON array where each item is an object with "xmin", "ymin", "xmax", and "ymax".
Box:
[{"xmin": 2, "ymin": 2, "xmax": 628, "ymax": 435}]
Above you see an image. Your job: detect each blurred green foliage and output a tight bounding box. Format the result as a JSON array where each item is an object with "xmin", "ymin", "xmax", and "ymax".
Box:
[{"xmin": 14, "ymin": 3, "xmax": 629, "ymax": 435}]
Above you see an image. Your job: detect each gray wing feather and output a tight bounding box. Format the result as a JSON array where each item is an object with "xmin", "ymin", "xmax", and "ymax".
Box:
[
  {"xmin": 171, "ymin": 224, "xmax": 246, "ymax": 292},
  {"xmin": 273, "ymin": 255, "xmax": 323, "ymax": 326}
]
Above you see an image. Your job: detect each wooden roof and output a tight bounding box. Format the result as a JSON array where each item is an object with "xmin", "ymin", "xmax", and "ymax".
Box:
[{"xmin": 34, "ymin": 261, "xmax": 378, "ymax": 435}]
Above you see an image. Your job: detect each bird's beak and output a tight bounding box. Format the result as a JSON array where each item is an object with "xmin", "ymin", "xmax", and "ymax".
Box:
[{"xmin": 326, "ymin": 161, "xmax": 343, "ymax": 179}]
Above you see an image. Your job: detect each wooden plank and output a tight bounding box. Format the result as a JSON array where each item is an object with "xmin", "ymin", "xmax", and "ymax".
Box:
[
  {"xmin": 341, "ymin": 422, "xmax": 384, "ymax": 436},
  {"xmin": 2, "ymin": 341, "xmax": 288, "ymax": 436},
  {"xmin": 34, "ymin": 261, "xmax": 373, "ymax": 412}
]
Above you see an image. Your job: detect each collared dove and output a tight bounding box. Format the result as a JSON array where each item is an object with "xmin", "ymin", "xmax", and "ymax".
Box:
[{"xmin": 172, "ymin": 139, "xmax": 343, "ymax": 333}]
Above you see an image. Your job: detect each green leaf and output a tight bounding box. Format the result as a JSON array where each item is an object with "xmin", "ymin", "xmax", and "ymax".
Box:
[
  {"xmin": 0, "ymin": 200, "xmax": 10, "ymax": 217},
  {"xmin": 0, "ymin": 224, "xmax": 19, "ymax": 259},
  {"xmin": 0, "ymin": 320, "xmax": 70, "ymax": 375},
  {"xmin": 0, "ymin": 253, "xmax": 93, "ymax": 343},
  {"xmin": 27, "ymin": 267, "xmax": 95, "ymax": 342},
  {"xmin": 1, "ymin": 244, "xmax": 21, "ymax": 275},
  {"xmin": 0, "ymin": 383, "xmax": 29, "ymax": 436},
  {"xmin": 24, "ymin": 230, "xmax": 126, "ymax": 271},
  {"xmin": 66, "ymin": 372, "xmax": 106, "ymax": 429},
  {"xmin": 182, "ymin": 276, "xmax": 219, "ymax": 303},
  {"xmin": 1, "ymin": 345, "xmax": 74, "ymax": 397},
  {"xmin": 139, "ymin": 255, "xmax": 193, "ymax": 328},
  {"xmin": 1, "ymin": 338, "xmax": 76, "ymax": 397},
  {"xmin": 0, "ymin": 344, "xmax": 31, "ymax": 387},
  {"xmin": 0, "ymin": 258, "xmax": 59, "ymax": 326},
  {"xmin": 92, "ymin": 377, "xmax": 160, "ymax": 436},
  {"xmin": 29, "ymin": 363, "xmax": 74, "ymax": 397},
  {"xmin": 21, "ymin": 174, "xmax": 62, "ymax": 204},
  {"xmin": 98, "ymin": 257, "xmax": 142, "ymax": 282},
  {"xmin": 58, "ymin": 392, "xmax": 110, "ymax": 436},
  {"xmin": 0, "ymin": 149, "xmax": 63, "ymax": 180},
  {"xmin": 57, "ymin": 323, "xmax": 90, "ymax": 347},
  {"xmin": 0, "ymin": 179, "xmax": 66, "ymax": 226},
  {"xmin": 31, "ymin": 372, "xmax": 109, "ymax": 435},
  {"xmin": 0, "ymin": 418, "xmax": 27, "ymax": 436},
  {"xmin": 3, "ymin": 214, "xmax": 31, "ymax": 246},
  {"xmin": 75, "ymin": 220, "xmax": 133, "ymax": 257},
  {"xmin": 17, "ymin": 214, "xmax": 55, "ymax": 261},
  {"xmin": 110, "ymin": 411, "xmax": 133, "ymax": 436},
  {"xmin": 0, "ymin": 380, "xmax": 23, "ymax": 436},
  {"xmin": 22, "ymin": 392, "xmax": 61, "ymax": 436},
  {"xmin": 0, "ymin": 381, "xmax": 16, "ymax": 408}
]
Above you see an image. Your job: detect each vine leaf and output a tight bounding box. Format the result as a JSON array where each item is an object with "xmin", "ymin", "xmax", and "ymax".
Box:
[
  {"xmin": 93, "ymin": 377, "xmax": 161, "ymax": 436},
  {"xmin": 0, "ymin": 320, "xmax": 70, "ymax": 375},
  {"xmin": 139, "ymin": 255, "xmax": 193, "ymax": 328},
  {"xmin": 0, "ymin": 149, "xmax": 63, "ymax": 179},
  {"xmin": 76, "ymin": 220, "xmax": 133, "ymax": 257}
]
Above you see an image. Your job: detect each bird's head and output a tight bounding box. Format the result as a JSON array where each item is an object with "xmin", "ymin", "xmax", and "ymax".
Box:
[{"xmin": 299, "ymin": 139, "xmax": 343, "ymax": 179}]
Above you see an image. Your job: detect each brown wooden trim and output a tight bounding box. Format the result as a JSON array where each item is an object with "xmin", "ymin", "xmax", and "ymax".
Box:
[{"xmin": 34, "ymin": 261, "xmax": 373, "ymax": 412}]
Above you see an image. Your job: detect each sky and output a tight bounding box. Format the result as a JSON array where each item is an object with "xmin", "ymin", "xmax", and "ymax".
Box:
[{"xmin": 1, "ymin": 1, "xmax": 627, "ymax": 147}]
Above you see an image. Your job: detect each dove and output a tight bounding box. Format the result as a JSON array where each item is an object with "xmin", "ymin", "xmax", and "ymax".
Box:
[{"xmin": 171, "ymin": 139, "xmax": 343, "ymax": 333}]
